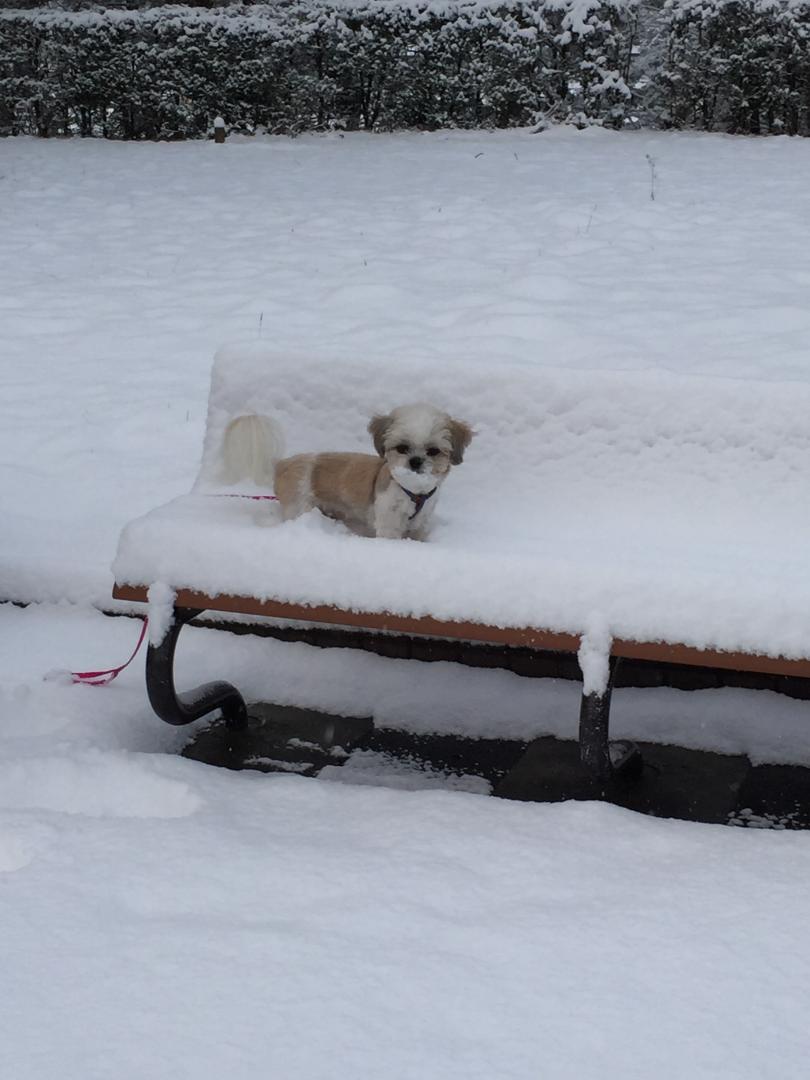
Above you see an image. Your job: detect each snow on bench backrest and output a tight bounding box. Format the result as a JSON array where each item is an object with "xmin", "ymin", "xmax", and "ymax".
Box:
[
  {"xmin": 194, "ymin": 345, "xmax": 809, "ymax": 509},
  {"xmin": 195, "ymin": 345, "xmax": 539, "ymax": 490}
]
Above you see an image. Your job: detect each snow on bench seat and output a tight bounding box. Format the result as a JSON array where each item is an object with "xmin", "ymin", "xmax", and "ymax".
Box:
[{"xmin": 112, "ymin": 345, "xmax": 810, "ymax": 666}]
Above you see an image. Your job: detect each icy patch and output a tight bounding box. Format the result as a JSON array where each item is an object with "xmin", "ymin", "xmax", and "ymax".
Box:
[
  {"xmin": 243, "ymin": 757, "xmax": 312, "ymax": 773},
  {"xmin": 319, "ymin": 749, "xmax": 492, "ymax": 794},
  {"xmin": 287, "ymin": 737, "xmax": 349, "ymax": 758}
]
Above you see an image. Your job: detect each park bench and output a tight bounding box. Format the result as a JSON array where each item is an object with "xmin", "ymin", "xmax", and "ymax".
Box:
[{"xmin": 112, "ymin": 346, "xmax": 810, "ymax": 795}]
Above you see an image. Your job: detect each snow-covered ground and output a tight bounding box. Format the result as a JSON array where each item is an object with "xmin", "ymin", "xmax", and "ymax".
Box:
[
  {"xmin": 5, "ymin": 128, "xmax": 810, "ymax": 608},
  {"xmin": 3, "ymin": 128, "xmax": 810, "ymax": 1077}
]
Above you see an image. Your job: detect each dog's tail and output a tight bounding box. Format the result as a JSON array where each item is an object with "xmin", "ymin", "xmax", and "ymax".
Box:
[{"xmin": 219, "ymin": 413, "xmax": 285, "ymax": 487}]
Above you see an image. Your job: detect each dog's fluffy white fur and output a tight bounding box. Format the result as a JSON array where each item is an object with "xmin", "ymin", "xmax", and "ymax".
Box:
[{"xmin": 220, "ymin": 403, "xmax": 473, "ymax": 539}]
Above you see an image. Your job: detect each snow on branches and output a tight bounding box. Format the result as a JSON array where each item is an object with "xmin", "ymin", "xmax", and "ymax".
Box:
[
  {"xmin": 0, "ymin": 1, "xmax": 637, "ymax": 138},
  {"xmin": 2, "ymin": 0, "xmax": 807, "ymax": 139}
]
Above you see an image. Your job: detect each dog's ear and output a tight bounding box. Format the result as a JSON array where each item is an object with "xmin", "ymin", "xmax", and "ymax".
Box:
[
  {"xmin": 368, "ymin": 414, "xmax": 392, "ymax": 457},
  {"xmin": 448, "ymin": 418, "xmax": 474, "ymax": 465}
]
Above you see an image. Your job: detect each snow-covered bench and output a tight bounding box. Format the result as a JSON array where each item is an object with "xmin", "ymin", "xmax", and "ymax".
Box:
[{"xmin": 113, "ymin": 346, "xmax": 810, "ymax": 790}]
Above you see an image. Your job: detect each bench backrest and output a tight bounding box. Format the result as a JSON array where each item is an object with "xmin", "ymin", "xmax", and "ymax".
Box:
[{"xmin": 194, "ymin": 345, "xmax": 810, "ymax": 523}]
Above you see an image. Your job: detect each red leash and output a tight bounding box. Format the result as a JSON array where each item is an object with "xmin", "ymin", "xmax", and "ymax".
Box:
[
  {"xmin": 69, "ymin": 492, "xmax": 277, "ymax": 687},
  {"xmin": 72, "ymin": 617, "xmax": 149, "ymax": 686},
  {"xmin": 211, "ymin": 494, "xmax": 278, "ymax": 501}
]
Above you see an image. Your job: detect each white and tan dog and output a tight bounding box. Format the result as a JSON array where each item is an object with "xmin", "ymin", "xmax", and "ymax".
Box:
[{"xmin": 220, "ymin": 403, "xmax": 473, "ymax": 539}]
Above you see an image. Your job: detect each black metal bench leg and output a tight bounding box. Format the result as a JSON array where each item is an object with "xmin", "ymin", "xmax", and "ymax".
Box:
[
  {"xmin": 145, "ymin": 606, "xmax": 248, "ymax": 730},
  {"xmin": 578, "ymin": 657, "xmax": 642, "ymax": 786}
]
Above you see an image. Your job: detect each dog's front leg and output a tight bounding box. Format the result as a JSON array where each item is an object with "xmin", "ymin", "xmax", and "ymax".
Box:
[
  {"xmin": 407, "ymin": 523, "xmax": 430, "ymax": 542},
  {"xmin": 407, "ymin": 499, "xmax": 438, "ymax": 541},
  {"xmin": 374, "ymin": 513, "xmax": 408, "ymax": 539},
  {"xmin": 373, "ymin": 489, "xmax": 408, "ymax": 540}
]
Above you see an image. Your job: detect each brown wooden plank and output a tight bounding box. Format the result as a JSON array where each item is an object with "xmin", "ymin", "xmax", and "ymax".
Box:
[
  {"xmin": 610, "ymin": 638, "xmax": 810, "ymax": 678},
  {"xmin": 111, "ymin": 582, "xmax": 810, "ymax": 679},
  {"xmin": 112, "ymin": 583, "xmax": 580, "ymax": 651}
]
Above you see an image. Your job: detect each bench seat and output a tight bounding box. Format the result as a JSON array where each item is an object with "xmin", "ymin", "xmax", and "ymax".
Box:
[
  {"xmin": 113, "ymin": 483, "xmax": 810, "ymax": 667},
  {"xmin": 111, "ymin": 582, "xmax": 810, "ymax": 681}
]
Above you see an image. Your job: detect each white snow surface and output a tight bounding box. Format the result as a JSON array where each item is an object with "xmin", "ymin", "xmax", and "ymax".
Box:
[
  {"xmin": 4, "ymin": 128, "xmax": 810, "ymax": 619},
  {"xmin": 578, "ymin": 615, "xmax": 612, "ymax": 695},
  {"xmin": 3, "ymin": 602, "xmax": 810, "ymax": 1079},
  {"xmin": 146, "ymin": 581, "xmax": 176, "ymax": 645},
  {"xmin": 390, "ymin": 462, "xmax": 441, "ymax": 494},
  {"xmin": 4, "ymin": 129, "xmax": 810, "ymax": 1077}
]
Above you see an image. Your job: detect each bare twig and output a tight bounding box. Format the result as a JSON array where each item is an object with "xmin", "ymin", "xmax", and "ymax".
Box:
[{"xmin": 645, "ymin": 153, "xmax": 658, "ymax": 201}]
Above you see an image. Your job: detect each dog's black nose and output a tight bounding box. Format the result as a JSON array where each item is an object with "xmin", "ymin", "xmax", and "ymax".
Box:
[{"xmin": 409, "ymin": 456, "xmax": 423, "ymax": 472}]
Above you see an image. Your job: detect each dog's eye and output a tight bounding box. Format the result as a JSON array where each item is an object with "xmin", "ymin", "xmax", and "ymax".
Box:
[
  {"xmin": 426, "ymin": 447, "xmax": 440, "ymax": 457},
  {"xmin": 395, "ymin": 444, "xmax": 410, "ymax": 455}
]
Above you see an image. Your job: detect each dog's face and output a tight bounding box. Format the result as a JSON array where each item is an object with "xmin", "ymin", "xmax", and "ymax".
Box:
[{"xmin": 368, "ymin": 404, "xmax": 473, "ymax": 492}]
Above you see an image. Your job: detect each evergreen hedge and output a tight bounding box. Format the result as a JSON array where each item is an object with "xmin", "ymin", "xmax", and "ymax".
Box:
[
  {"xmin": 662, "ymin": 0, "xmax": 810, "ymax": 136},
  {"xmin": 0, "ymin": 1, "xmax": 637, "ymax": 137},
  {"xmin": 1, "ymin": 0, "xmax": 808, "ymax": 139}
]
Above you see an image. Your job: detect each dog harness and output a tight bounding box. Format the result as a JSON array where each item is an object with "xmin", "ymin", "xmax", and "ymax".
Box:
[{"xmin": 397, "ymin": 484, "xmax": 438, "ymax": 520}]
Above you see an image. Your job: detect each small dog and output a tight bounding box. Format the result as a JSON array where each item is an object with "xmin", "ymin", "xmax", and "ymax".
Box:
[{"xmin": 220, "ymin": 403, "xmax": 473, "ymax": 539}]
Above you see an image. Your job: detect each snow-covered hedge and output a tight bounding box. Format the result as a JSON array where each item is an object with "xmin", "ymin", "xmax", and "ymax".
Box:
[
  {"xmin": 3, "ymin": 0, "xmax": 808, "ymax": 139},
  {"xmin": 661, "ymin": 0, "xmax": 810, "ymax": 135},
  {"xmin": 0, "ymin": 2, "xmax": 637, "ymax": 138}
]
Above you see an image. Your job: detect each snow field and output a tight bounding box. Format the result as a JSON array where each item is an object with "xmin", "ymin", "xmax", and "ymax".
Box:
[
  {"xmin": 3, "ymin": 608, "xmax": 810, "ymax": 1080},
  {"xmin": 5, "ymin": 129, "xmax": 810, "ymax": 611},
  {"xmin": 3, "ymin": 128, "xmax": 810, "ymax": 1078}
]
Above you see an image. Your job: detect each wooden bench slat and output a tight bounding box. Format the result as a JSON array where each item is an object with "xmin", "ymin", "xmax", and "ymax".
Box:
[{"xmin": 112, "ymin": 583, "xmax": 810, "ymax": 680}]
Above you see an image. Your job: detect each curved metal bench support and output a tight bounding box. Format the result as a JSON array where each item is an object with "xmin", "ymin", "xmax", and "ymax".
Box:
[
  {"xmin": 579, "ymin": 657, "xmax": 642, "ymax": 786},
  {"xmin": 146, "ymin": 606, "xmax": 248, "ymax": 729}
]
